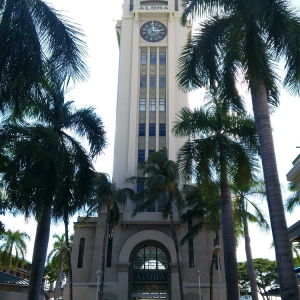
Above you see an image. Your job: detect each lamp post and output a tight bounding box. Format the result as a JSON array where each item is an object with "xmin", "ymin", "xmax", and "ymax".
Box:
[
  {"xmin": 95, "ymin": 269, "xmax": 102, "ymax": 300},
  {"xmin": 196, "ymin": 270, "xmax": 201, "ymax": 300},
  {"xmin": 43, "ymin": 274, "xmax": 50, "ymax": 290},
  {"xmin": 54, "ymin": 245, "xmax": 69, "ymax": 300},
  {"xmin": 214, "ymin": 245, "xmax": 222, "ymax": 300}
]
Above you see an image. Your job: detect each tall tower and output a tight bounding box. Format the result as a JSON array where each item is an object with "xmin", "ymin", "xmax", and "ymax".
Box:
[
  {"xmin": 113, "ymin": 0, "xmax": 189, "ymax": 190},
  {"xmin": 68, "ymin": 1, "xmax": 226, "ymax": 300}
]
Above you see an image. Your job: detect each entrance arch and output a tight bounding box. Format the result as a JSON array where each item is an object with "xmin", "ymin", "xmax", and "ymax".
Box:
[
  {"xmin": 118, "ymin": 230, "xmax": 179, "ymax": 263},
  {"xmin": 117, "ymin": 230, "xmax": 180, "ymax": 300},
  {"xmin": 130, "ymin": 243, "xmax": 170, "ymax": 299}
]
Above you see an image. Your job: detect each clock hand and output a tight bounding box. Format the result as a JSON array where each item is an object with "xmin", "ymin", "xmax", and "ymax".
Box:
[{"xmin": 151, "ymin": 20, "xmax": 155, "ymax": 31}]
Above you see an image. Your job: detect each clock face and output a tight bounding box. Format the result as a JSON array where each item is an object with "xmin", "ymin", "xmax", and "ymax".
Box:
[{"xmin": 140, "ymin": 21, "xmax": 167, "ymax": 42}]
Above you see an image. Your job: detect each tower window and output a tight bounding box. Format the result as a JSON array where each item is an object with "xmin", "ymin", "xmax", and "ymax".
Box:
[
  {"xmin": 159, "ymin": 123, "xmax": 166, "ymax": 136},
  {"xmin": 159, "ymin": 99, "xmax": 166, "ymax": 111},
  {"xmin": 141, "ymin": 52, "xmax": 147, "ymax": 64},
  {"xmin": 140, "ymin": 75, "xmax": 147, "ymax": 87},
  {"xmin": 139, "ymin": 99, "xmax": 146, "ymax": 111},
  {"xmin": 149, "ymin": 99, "xmax": 156, "ymax": 111},
  {"xmin": 149, "ymin": 149, "xmax": 155, "ymax": 157},
  {"xmin": 138, "ymin": 149, "xmax": 145, "ymax": 163},
  {"xmin": 188, "ymin": 219, "xmax": 194, "ymax": 268},
  {"xmin": 77, "ymin": 238, "xmax": 85, "ymax": 268},
  {"xmin": 139, "ymin": 123, "xmax": 146, "ymax": 136},
  {"xmin": 160, "ymin": 52, "xmax": 166, "ymax": 64},
  {"xmin": 159, "ymin": 75, "xmax": 166, "ymax": 87},
  {"xmin": 140, "ymin": 99, "xmax": 146, "ymax": 111},
  {"xmin": 149, "ymin": 123, "xmax": 156, "ymax": 136},
  {"xmin": 150, "ymin": 51, "xmax": 156, "ymax": 65},
  {"xmin": 150, "ymin": 75, "xmax": 156, "ymax": 87}
]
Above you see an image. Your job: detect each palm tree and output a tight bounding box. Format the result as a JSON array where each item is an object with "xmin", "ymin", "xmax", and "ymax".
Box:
[
  {"xmin": 87, "ymin": 172, "xmax": 134, "ymax": 300},
  {"xmin": 177, "ymin": 0, "xmax": 300, "ymax": 297},
  {"xmin": 126, "ymin": 149, "xmax": 185, "ymax": 300},
  {"xmin": 47, "ymin": 233, "xmax": 68, "ymax": 300},
  {"xmin": 180, "ymin": 181, "xmax": 221, "ymax": 300},
  {"xmin": 0, "ymin": 0, "xmax": 88, "ymax": 113},
  {"xmin": 0, "ymin": 229, "xmax": 30, "ymax": 273},
  {"xmin": 231, "ymin": 179, "xmax": 269, "ymax": 300},
  {"xmin": 0, "ymin": 70, "xmax": 106, "ymax": 300},
  {"xmin": 172, "ymin": 92, "xmax": 260, "ymax": 299},
  {"xmin": 285, "ymin": 182, "xmax": 300, "ymax": 213}
]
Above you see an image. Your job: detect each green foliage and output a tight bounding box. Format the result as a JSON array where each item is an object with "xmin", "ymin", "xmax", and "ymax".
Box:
[
  {"xmin": 285, "ymin": 182, "xmax": 300, "ymax": 213},
  {"xmin": 0, "ymin": 229, "xmax": 30, "ymax": 271},
  {"xmin": 238, "ymin": 258, "xmax": 279, "ymax": 297},
  {"xmin": 0, "ymin": 0, "xmax": 89, "ymax": 113},
  {"xmin": 127, "ymin": 149, "xmax": 185, "ymax": 218},
  {"xmin": 180, "ymin": 180, "xmax": 221, "ymax": 245},
  {"xmin": 88, "ymin": 173, "xmax": 134, "ymax": 224}
]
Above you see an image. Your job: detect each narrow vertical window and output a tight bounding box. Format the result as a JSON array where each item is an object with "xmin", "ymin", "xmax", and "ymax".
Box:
[
  {"xmin": 139, "ymin": 123, "xmax": 146, "ymax": 136},
  {"xmin": 159, "ymin": 123, "xmax": 166, "ymax": 136},
  {"xmin": 149, "ymin": 123, "xmax": 156, "ymax": 136},
  {"xmin": 159, "ymin": 75, "xmax": 166, "ymax": 87},
  {"xmin": 149, "ymin": 149, "xmax": 155, "ymax": 157},
  {"xmin": 159, "ymin": 99, "xmax": 166, "ymax": 111},
  {"xmin": 150, "ymin": 75, "xmax": 156, "ymax": 87},
  {"xmin": 150, "ymin": 51, "xmax": 156, "ymax": 65},
  {"xmin": 106, "ymin": 225, "xmax": 114, "ymax": 267},
  {"xmin": 159, "ymin": 52, "xmax": 166, "ymax": 64},
  {"xmin": 149, "ymin": 99, "xmax": 156, "ymax": 111},
  {"xmin": 77, "ymin": 238, "xmax": 85, "ymax": 268},
  {"xmin": 140, "ymin": 75, "xmax": 147, "ymax": 87},
  {"xmin": 130, "ymin": 0, "xmax": 134, "ymax": 11},
  {"xmin": 188, "ymin": 220, "xmax": 194, "ymax": 268},
  {"xmin": 138, "ymin": 149, "xmax": 145, "ymax": 163},
  {"xmin": 141, "ymin": 52, "xmax": 147, "ymax": 64},
  {"xmin": 139, "ymin": 99, "xmax": 146, "ymax": 111}
]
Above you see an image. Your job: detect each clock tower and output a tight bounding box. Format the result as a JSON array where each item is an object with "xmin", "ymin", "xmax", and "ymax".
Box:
[{"xmin": 68, "ymin": 1, "xmax": 226, "ymax": 300}]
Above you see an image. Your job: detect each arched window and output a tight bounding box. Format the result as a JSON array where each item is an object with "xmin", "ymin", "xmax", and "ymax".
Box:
[
  {"xmin": 77, "ymin": 237, "xmax": 85, "ymax": 268},
  {"xmin": 133, "ymin": 245, "xmax": 168, "ymax": 270}
]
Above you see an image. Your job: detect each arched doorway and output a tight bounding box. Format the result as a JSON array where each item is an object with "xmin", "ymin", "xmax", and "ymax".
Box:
[{"xmin": 129, "ymin": 242, "xmax": 170, "ymax": 300}]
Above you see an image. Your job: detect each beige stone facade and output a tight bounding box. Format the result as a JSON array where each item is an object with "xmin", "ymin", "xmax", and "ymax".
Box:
[{"xmin": 65, "ymin": 1, "xmax": 227, "ymax": 299}]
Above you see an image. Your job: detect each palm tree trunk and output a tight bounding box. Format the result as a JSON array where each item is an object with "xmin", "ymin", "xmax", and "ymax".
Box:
[
  {"xmin": 64, "ymin": 219, "xmax": 73, "ymax": 300},
  {"xmin": 210, "ymin": 223, "xmax": 220, "ymax": 300},
  {"xmin": 242, "ymin": 200, "xmax": 259, "ymax": 300},
  {"xmin": 169, "ymin": 192, "xmax": 184, "ymax": 300},
  {"xmin": 6, "ymin": 245, "xmax": 12, "ymax": 273},
  {"xmin": 251, "ymin": 85, "xmax": 299, "ymax": 300},
  {"xmin": 54, "ymin": 254, "xmax": 63, "ymax": 300},
  {"xmin": 99, "ymin": 206, "xmax": 110, "ymax": 300},
  {"xmin": 27, "ymin": 201, "xmax": 52, "ymax": 300},
  {"xmin": 210, "ymin": 252, "xmax": 216, "ymax": 300},
  {"xmin": 220, "ymin": 166, "xmax": 239, "ymax": 300}
]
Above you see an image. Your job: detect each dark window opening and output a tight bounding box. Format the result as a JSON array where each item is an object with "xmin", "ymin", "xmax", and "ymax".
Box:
[
  {"xmin": 138, "ymin": 149, "xmax": 145, "ymax": 163},
  {"xmin": 159, "ymin": 52, "xmax": 166, "ymax": 64},
  {"xmin": 150, "ymin": 51, "xmax": 156, "ymax": 65},
  {"xmin": 139, "ymin": 123, "xmax": 146, "ymax": 136},
  {"xmin": 188, "ymin": 219, "xmax": 194, "ymax": 268},
  {"xmin": 149, "ymin": 149, "xmax": 155, "ymax": 157},
  {"xmin": 140, "ymin": 75, "xmax": 147, "ymax": 87},
  {"xmin": 149, "ymin": 123, "xmax": 156, "ymax": 136},
  {"xmin": 159, "ymin": 75, "xmax": 166, "ymax": 87},
  {"xmin": 150, "ymin": 75, "xmax": 156, "ymax": 87},
  {"xmin": 159, "ymin": 123, "xmax": 166, "ymax": 136},
  {"xmin": 77, "ymin": 237, "xmax": 85, "ymax": 268}
]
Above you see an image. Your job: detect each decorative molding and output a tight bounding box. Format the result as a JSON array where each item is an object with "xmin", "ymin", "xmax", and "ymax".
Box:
[{"xmin": 116, "ymin": 263, "xmax": 131, "ymax": 272}]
